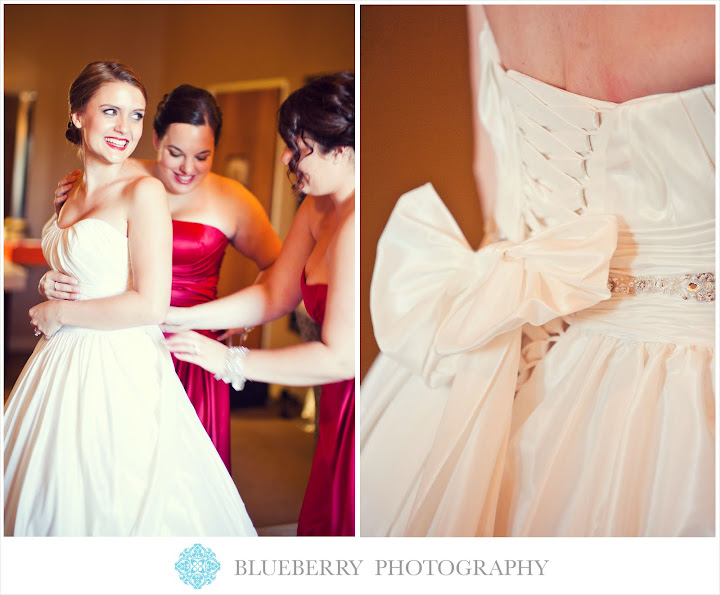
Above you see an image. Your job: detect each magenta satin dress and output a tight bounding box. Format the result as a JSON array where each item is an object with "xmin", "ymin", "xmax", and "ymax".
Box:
[
  {"xmin": 168, "ymin": 220, "xmax": 231, "ymax": 472},
  {"xmin": 297, "ymin": 270, "xmax": 355, "ymax": 536}
]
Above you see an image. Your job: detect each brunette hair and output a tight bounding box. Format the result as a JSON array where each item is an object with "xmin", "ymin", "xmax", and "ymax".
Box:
[
  {"xmin": 66, "ymin": 61, "xmax": 147, "ymax": 146},
  {"xmin": 278, "ymin": 71, "xmax": 354, "ymax": 193},
  {"xmin": 153, "ymin": 84, "xmax": 223, "ymax": 146}
]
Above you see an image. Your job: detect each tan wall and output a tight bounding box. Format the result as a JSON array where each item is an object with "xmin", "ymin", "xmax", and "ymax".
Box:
[
  {"xmin": 4, "ymin": 4, "xmax": 354, "ymax": 353},
  {"xmin": 4, "ymin": 5, "xmax": 168, "ymax": 238},
  {"xmin": 360, "ymin": 6, "xmax": 483, "ymax": 379}
]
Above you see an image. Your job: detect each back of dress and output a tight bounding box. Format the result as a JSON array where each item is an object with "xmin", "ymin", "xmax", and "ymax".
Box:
[
  {"xmin": 477, "ymin": 20, "xmax": 714, "ymax": 338},
  {"xmin": 360, "ymin": 19, "xmax": 715, "ymax": 537}
]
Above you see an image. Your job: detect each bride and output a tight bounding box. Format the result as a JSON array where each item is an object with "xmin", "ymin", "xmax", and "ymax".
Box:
[{"xmin": 4, "ymin": 61, "xmax": 257, "ymax": 537}]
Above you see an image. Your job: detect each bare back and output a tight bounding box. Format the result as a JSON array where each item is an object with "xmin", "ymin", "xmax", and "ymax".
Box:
[{"xmin": 482, "ymin": 5, "xmax": 715, "ymax": 103}]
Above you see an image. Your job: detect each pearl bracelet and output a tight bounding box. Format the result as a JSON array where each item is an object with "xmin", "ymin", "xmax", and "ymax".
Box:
[{"xmin": 214, "ymin": 346, "xmax": 249, "ymax": 391}]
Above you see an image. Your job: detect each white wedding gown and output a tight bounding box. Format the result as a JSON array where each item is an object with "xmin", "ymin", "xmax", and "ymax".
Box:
[
  {"xmin": 4, "ymin": 218, "xmax": 257, "ymax": 536},
  {"xmin": 360, "ymin": 21, "xmax": 715, "ymax": 536}
]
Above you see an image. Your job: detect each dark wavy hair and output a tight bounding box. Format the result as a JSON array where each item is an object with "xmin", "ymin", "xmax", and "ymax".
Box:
[
  {"xmin": 278, "ymin": 71, "xmax": 354, "ymax": 193},
  {"xmin": 153, "ymin": 84, "xmax": 223, "ymax": 146},
  {"xmin": 66, "ymin": 61, "xmax": 147, "ymax": 146}
]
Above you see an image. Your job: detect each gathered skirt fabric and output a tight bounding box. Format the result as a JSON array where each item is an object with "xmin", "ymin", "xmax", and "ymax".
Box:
[
  {"xmin": 4, "ymin": 324, "xmax": 257, "ymax": 537},
  {"xmin": 361, "ymin": 318, "xmax": 715, "ymax": 537},
  {"xmin": 498, "ymin": 322, "xmax": 715, "ymax": 536}
]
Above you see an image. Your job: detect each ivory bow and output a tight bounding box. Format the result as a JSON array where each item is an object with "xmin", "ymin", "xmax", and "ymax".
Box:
[{"xmin": 369, "ymin": 183, "xmax": 618, "ymax": 535}]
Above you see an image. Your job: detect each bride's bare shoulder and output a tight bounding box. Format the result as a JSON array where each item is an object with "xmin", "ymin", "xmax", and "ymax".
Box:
[
  {"xmin": 482, "ymin": 5, "xmax": 714, "ymax": 102},
  {"xmin": 115, "ymin": 166, "xmax": 166, "ymax": 214}
]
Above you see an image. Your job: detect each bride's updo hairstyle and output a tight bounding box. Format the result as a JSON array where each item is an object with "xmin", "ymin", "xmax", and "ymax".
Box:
[
  {"xmin": 278, "ymin": 71, "xmax": 354, "ymax": 194},
  {"xmin": 153, "ymin": 85, "xmax": 223, "ymax": 147},
  {"xmin": 66, "ymin": 61, "xmax": 147, "ymax": 146}
]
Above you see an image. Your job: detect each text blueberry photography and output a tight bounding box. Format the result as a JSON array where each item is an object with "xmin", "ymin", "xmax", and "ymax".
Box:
[
  {"xmin": 232, "ymin": 558, "xmax": 549, "ymax": 577},
  {"xmin": 175, "ymin": 544, "xmax": 221, "ymax": 589}
]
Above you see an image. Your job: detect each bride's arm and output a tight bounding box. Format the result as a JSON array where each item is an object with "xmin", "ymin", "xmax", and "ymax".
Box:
[
  {"xmin": 166, "ymin": 209, "xmax": 355, "ymax": 385},
  {"xmin": 30, "ymin": 177, "xmax": 172, "ymax": 335}
]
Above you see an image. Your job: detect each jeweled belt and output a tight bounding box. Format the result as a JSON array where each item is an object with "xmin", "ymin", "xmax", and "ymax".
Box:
[{"xmin": 608, "ymin": 272, "xmax": 715, "ymax": 302}]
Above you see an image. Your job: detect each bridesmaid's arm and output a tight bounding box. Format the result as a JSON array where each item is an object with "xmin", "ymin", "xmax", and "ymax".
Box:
[
  {"xmin": 240, "ymin": 208, "xmax": 355, "ymax": 384},
  {"xmin": 223, "ymin": 178, "xmax": 283, "ymax": 272},
  {"xmin": 166, "ymin": 209, "xmax": 355, "ymax": 386},
  {"xmin": 165, "ymin": 195, "xmax": 319, "ymax": 331},
  {"xmin": 212, "ymin": 177, "xmax": 284, "ymax": 341},
  {"xmin": 30, "ymin": 176, "xmax": 172, "ymax": 336}
]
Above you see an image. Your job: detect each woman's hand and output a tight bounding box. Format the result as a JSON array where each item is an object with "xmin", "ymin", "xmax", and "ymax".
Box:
[
  {"xmin": 38, "ymin": 270, "xmax": 80, "ymax": 300},
  {"xmin": 55, "ymin": 169, "xmax": 81, "ymax": 215},
  {"xmin": 164, "ymin": 331, "xmax": 228, "ymax": 377},
  {"xmin": 29, "ymin": 301, "xmax": 63, "ymax": 339},
  {"xmin": 160, "ymin": 305, "xmax": 252, "ymax": 343},
  {"xmin": 159, "ymin": 306, "xmax": 192, "ymax": 334},
  {"xmin": 216, "ymin": 327, "xmax": 254, "ymax": 343}
]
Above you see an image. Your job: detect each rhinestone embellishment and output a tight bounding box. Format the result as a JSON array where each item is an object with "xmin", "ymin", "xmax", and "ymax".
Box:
[{"xmin": 607, "ymin": 272, "xmax": 715, "ymax": 302}]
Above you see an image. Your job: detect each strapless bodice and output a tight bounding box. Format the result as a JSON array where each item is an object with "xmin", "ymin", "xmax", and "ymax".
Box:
[
  {"xmin": 42, "ymin": 219, "xmax": 132, "ymax": 300},
  {"xmin": 170, "ymin": 220, "xmax": 228, "ymax": 307},
  {"xmin": 300, "ymin": 268, "xmax": 328, "ymax": 325}
]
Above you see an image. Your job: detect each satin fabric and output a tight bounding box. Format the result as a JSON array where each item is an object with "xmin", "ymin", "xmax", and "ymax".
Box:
[
  {"xmin": 360, "ymin": 21, "xmax": 715, "ymax": 536},
  {"xmin": 297, "ymin": 271, "xmax": 355, "ymax": 536},
  {"xmin": 4, "ymin": 218, "xmax": 256, "ymax": 536},
  {"xmin": 169, "ymin": 220, "xmax": 231, "ymax": 471}
]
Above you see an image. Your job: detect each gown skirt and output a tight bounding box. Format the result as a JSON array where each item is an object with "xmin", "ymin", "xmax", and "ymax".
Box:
[{"xmin": 4, "ymin": 218, "xmax": 256, "ymax": 536}]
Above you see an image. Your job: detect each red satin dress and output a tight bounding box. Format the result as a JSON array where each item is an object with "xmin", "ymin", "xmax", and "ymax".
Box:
[
  {"xmin": 168, "ymin": 220, "xmax": 231, "ymax": 471},
  {"xmin": 297, "ymin": 270, "xmax": 355, "ymax": 536}
]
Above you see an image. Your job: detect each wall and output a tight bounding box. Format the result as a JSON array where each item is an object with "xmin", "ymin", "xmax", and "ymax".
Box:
[
  {"xmin": 4, "ymin": 5, "xmax": 169, "ymax": 238},
  {"xmin": 4, "ymin": 4, "xmax": 354, "ymax": 354},
  {"xmin": 360, "ymin": 6, "xmax": 483, "ymax": 379}
]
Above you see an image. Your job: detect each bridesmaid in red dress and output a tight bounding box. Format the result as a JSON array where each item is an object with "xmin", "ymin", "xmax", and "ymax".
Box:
[
  {"xmin": 41, "ymin": 85, "xmax": 283, "ymax": 472},
  {"xmin": 169, "ymin": 219, "xmax": 233, "ymax": 469},
  {"xmin": 164, "ymin": 72, "xmax": 355, "ymax": 536},
  {"xmin": 297, "ymin": 273, "xmax": 354, "ymax": 535}
]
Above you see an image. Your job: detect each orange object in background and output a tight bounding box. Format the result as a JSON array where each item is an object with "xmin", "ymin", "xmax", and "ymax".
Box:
[{"xmin": 4, "ymin": 239, "xmax": 46, "ymax": 266}]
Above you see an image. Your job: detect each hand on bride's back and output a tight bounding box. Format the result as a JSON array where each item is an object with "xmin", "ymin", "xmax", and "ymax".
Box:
[
  {"xmin": 159, "ymin": 306, "xmax": 191, "ymax": 334},
  {"xmin": 54, "ymin": 169, "xmax": 81, "ymax": 215}
]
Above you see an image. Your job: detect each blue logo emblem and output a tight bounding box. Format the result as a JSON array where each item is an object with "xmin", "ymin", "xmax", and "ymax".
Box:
[{"xmin": 175, "ymin": 543, "xmax": 221, "ymax": 589}]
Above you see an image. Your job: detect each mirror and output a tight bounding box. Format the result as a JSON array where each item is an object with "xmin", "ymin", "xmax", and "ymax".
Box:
[
  {"xmin": 208, "ymin": 78, "xmax": 290, "ymax": 351},
  {"xmin": 4, "ymin": 90, "xmax": 36, "ymax": 235}
]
